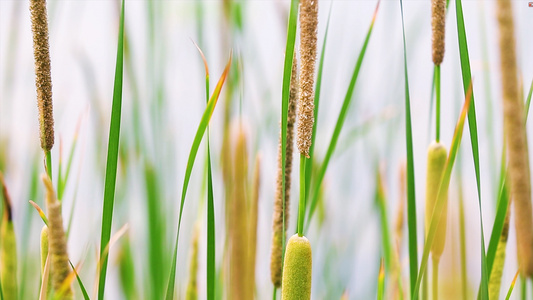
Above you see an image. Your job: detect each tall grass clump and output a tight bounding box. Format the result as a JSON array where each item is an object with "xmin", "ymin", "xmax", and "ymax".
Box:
[
  {"xmin": 270, "ymin": 57, "xmax": 298, "ymax": 289},
  {"xmin": 496, "ymin": 0, "xmax": 533, "ymax": 277},
  {"xmin": 0, "ymin": 173, "xmax": 18, "ymax": 300},
  {"xmin": 30, "ymin": 0, "xmax": 55, "ymax": 177}
]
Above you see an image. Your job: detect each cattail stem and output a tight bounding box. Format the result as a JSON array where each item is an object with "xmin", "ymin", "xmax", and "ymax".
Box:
[
  {"xmin": 497, "ymin": 0, "xmax": 533, "ymax": 277},
  {"xmin": 435, "ymin": 66, "xmax": 441, "ymax": 142},
  {"xmin": 46, "ymin": 150, "xmax": 52, "ymax": 179},
  {"xmin": 298, "ymin": 155, "xmax": 306, "ymax": 236}
]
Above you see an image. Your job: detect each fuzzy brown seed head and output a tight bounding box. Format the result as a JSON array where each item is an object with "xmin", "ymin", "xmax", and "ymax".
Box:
[
  {"xmin": 297, "ymin": 0, "xmax": 318, "ymax": 158},
  {"xmin": 497, "ymin": 0, "xmax": 533, "ymax": 277},
  {"xmin": 271, "ymin": 58, "xmax": 298, "ymax": 288},
  {"xmin": 431, "ymin": 0, "xmax": 446, "ymax": 65},
  {"xmin": 42, "ymin": 174, "xmax": 72, "ymax": 298},
  {"xmin": 30, "ymin": 0, "xmax": 55, "ymax": 151}
]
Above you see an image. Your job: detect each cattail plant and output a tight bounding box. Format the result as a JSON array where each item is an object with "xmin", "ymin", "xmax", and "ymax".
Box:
[
  {"xmin": 496, "ymin": 0, "xmax": 533, "ymax": 277},
  {"xmin": 42, "ymin": 174, "xmax": 73, "ymax": 298},
  {"xmin": 41, "ymin": 225, "xmax": 49, "ymax": 276},
  {"xmin": 30, "ymin": 0, "xmax": 55, "ymax": 176},
  {"xmin": 270, "ymin": 57, "xmax": 298, "ymax": 288},
  {"xmin": 0, "ymin": 173, "xmax": 18, "ymax": 300},
  {"xmin": 280, "ymin": 0, "xmax": 318, "ymax": 298},
  {"xmin": 425, "ymin": 142, "xmax": 448, "ymax": 300},
  {"xmin": 281, "ymin": 234, "xmax": 312, "ymax": 300}
]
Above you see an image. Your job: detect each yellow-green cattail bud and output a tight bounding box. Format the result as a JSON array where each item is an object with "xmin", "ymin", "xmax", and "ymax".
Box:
[
  {"xmin": 42, "ymin": 174, "xmax": 72, "ymax": 298},
  {"xmin": 30, "ymin": 0, "xmax": 55, "ymax": 151},
  {"xmin": 0, "ymin": 173, "xmax": 18, "ymax": 300},
  {"xmin": 431, "ymin": 0, "xmax": 446, "ymax": 65},
  {"xmin": 297, "ymin": 0, "xmax": 318, "ymax": 158},
  {"xmin": 425, "ymin": 142, "xmax": 448, "ymax": 259},
  {"xmin": 41, "ymin": 225, "xmax": 49, "ymax": 276},
  {"xmin": 186, "ymin": 224, "xmax": 200, "ymax": 300},
  {"xmin": 497, "ymin": 0, "xmax": 533, "ymax": 277},
  {"xmin": 281, "ymin": 234, "xmax": 312, "ymax": 300},
  {"xmin": 271, "ymin": 57, "xmax": 298, "ymax": 288}
]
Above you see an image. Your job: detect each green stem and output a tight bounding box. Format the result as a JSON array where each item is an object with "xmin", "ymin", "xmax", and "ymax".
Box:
[
  {"xmin": 45, "ymin": 150, "xmax": 52, "ymax": 180},
  {"xmin": 298, "ymin": 155, "xmax": 306, "ymax": 236},
  {"xmin": 435, "ymin": 65, "xmax": 441, "ymax": 142},
  {"xmin": 433, "ymin": 257, "xmax": 440, "ymax": 300},
  {"xmin": 272, "ymin": 287, "xmax": 277, "ymax": 300}
]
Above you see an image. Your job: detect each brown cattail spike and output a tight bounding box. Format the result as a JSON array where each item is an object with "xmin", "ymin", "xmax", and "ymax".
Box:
[
  {"xmin": 431, "ymin": 0, "xmax": 446, "ymax": 65},
  {"xmin": 297, "ymin": 0, "xmax": 318, "ymax": 158},
  {"xmin": 30, "ymin": 0, "xmax": 55, "ymax": 151},
  {"xmin": 42, "ymin": 174, "xmax": 72, "ymax": 298},
  {"xmin": 497, "ymin": 0, "xmax": 533, "ymax": 277},
  {"xmin": 271, "ymin": 57, "xmax": 298, "ymax": 288}
]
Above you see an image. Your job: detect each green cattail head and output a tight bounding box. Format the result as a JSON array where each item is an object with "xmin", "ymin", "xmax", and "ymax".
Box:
[
  {"xmin": 1, "ymin": 173, "xmax": 18, "ymax": 300},
  {"xmin": 271, "ymin": 57, "xmax": 298, "ymax": 288},
  {"xmin": 425, "ymin": 142, "xmax": 448, "ymax": 259},
  {"xmin": 30, "ymin": 0, "xmax": 55, "ymax": 151},
  {"xmin": 281, "ymin": 234, "xmax": 312, "ymax": 300},
  {"xmin": 41, "ymin": 225, "xmax": 49, "ymax": 276},
  {"xmin": 42, "ymin": 173, "xmax": 72, "ymax": 298},
  {"xmin": 497, "ymin": 0, "xmax": 533, "ymax": 277},
  {"xmin": 297, "ymin": 0, "xmax": 318, "ymax": 158},
  {"xmin": 431, "ymin": 0, "xmax": 446, "ymax": 65}
]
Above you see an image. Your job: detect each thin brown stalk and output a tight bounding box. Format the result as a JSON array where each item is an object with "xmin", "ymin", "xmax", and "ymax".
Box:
[{"xmin": 270, "ymin": 57, "xmax": 298, "ymax": 288}]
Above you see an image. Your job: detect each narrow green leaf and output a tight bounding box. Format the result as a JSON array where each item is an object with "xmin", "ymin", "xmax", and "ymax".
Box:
[
  {"xmin": 307, "ymin": 1, "xmax": 380, "ymax": 227},
  {"xmin": 378, "ymin": 259, "xmax": 385, "ymax": 300},
  {"xmin": 505, "ymin": 271, "xmax": 520, "ymax": 300},
  {"xmin": 69, "ymin": 261, "xmax": 90, "ymax": 300},
  {"xmin": 399, "ymin": 0, "xmax": 418, "ymax": 294},
  {"xmin": 193, "ymin": 41, "xmax": 216, "ymax": 300},
  {"xmin": 413, "ymin": 85, "xmax": 473, "ymax": 300},
  {"xmin": 526, "ymin": 79, "xmax": 533, "ymax": 118},
  {"xmin": 455, "ymin": 1, "xmax": 489, "ymax": 298},
  {"xmin": 97, "ymin": 0, "xmax": 125, "ymax": 298},
  {"xmin": 165, "ymin": 56, "xmax": 231, "ymax": 300},
  {"xmin": 279, "ymin": 0, "xmax": 299, "ymax": 272}
]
